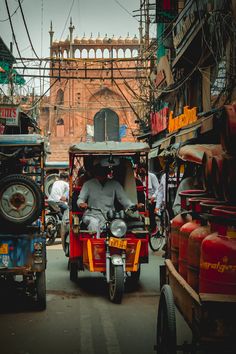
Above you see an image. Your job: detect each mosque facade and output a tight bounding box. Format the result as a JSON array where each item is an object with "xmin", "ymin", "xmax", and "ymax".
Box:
[{"xmin": 40, "ymin": 20, "xmax": 143, "ymax": 161}]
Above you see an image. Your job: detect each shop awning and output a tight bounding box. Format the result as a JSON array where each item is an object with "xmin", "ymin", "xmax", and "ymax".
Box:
[{"xmin": 0, "ymin": 60, "xmax": 25, "ymax": 85}]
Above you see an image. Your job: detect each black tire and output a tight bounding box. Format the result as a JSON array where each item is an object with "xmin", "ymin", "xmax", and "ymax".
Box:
[
  {"xmin": 109, "ymin": 264, "xmax": 124, "ymax": 304},
  {"xmin": 35, "ymin": 271, "xmax": 46, "ymax": 311},
  {"xmin": 149, "ymin": 232, "xmax": 164, "ymax": 252},
  {"xmin": 44, "ymin": 173, "xmax": 59, "ymax": 198},
  {"xmin": 156, "ymin": 285, "xmax": 176, "ymax": 354},
  {"xmin": 64, "ymin": 231, "xmax": 70, "ymax": 257},
  {"xmin": 45, "ymin": 216, "xmax": 57, "ymax": 246},
  {"xmin": 70, "ymin": 261, "xmax": 78, "ymax": 282},
  {"xmin": 149, "ymin": 210, "xmax": 170, "ymax": 252},
  {"xmin": 0, "ymin": 174, "xmax": 43, "ymax": 226}
]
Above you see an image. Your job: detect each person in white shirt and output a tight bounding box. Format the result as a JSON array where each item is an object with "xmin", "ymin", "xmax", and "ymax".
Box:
[
  {"xmin": 48, "ymin": 172, "xmax": 69, "ymax": 216},
  {"xmin": 77, "ymin": 164, "xmax": 143, "ymax": 238},
  {"xmin": 136, "ymin": 164, "xmax": 159, "ymax": 233},
  {"xmin": 154, "ymin": 167, "xmax": 176, "ymax": 214}
]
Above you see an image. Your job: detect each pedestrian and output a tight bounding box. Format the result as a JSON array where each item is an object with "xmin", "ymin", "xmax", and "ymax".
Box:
[
  {"xmin": 136, "ymin": 163, "xmax": 159, "ymax": 234},
  {"xmin": 48, "ymin": 172, "xmax": 69, "ymax": 217}
]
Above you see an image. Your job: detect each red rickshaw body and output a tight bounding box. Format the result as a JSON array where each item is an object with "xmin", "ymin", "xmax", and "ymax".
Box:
[{"xmin": 68, "ymin": 141, "xmax": 150, "ymax": 274}]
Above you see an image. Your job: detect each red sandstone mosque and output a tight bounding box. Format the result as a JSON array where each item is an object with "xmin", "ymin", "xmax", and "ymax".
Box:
[{"xmin": 39, "ymin": 20, "xmax": 144, "ymax": 161}]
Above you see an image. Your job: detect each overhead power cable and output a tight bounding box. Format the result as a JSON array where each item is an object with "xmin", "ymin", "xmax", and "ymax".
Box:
[
  {"xmin": 4, "ymin": 0, "xmax": 26, "ymax": 67},
  {"xmin": 0, "ymin": 0, "xmax": 23, "ymax": 22},
  {"xmin": 59, "ymin": 0, "xmax": 75, "ymax": 40},
  {"xmin": 18, "ymin": 0, "xmax": 40, "ymax": 60}
]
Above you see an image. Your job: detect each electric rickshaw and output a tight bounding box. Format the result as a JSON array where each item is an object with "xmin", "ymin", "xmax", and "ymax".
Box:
[
  {"xmin": 67, "ymin": 141, "xmax": 150, "ymax": 303},
  {"xmin": 0, "ymin": 134, "xmax": 47, "ymax": 310}
]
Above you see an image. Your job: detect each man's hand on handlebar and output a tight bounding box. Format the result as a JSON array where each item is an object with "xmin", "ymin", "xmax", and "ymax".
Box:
[
  {"xmin": 136, "ymin": 203, "xmax": 145, "ymax": 210},
  {"xmin": 79, "ymin": 202, "xmax": 88, "ymax": 209}
]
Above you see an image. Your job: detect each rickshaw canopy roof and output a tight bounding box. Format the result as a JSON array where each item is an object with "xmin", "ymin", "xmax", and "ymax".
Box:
[
  {"xmin": 69, "ymin": 141, "xmax": 150, "ymax": 155},
  {"xmin": 45, "ymin": 161, "xmax": 69, "ymax": 169},
  {"xmin": 0, "ymin": 134, "xmax": 45, "ymax": 146}
]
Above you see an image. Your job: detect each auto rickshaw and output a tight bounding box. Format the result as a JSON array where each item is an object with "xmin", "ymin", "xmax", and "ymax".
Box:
[
  {"xmin": 0, "ymin": 134, "xmax": 47, "ymax": 310},
  {"xmin": 67, "ymin": 141, "xmax": 150, "ymax": 303}
]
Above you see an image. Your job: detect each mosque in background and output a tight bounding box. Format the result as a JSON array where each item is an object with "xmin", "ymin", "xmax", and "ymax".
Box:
[{"xmin": 39, "ymin": 19, "xmax": 144, "ymax": 161}]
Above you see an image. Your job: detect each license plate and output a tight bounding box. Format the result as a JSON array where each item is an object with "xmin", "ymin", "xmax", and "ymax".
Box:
[
  {"xmin": 109, "ymin": 237, "xmax": 127, "ymax": 250},
  {"xmin": 0, "ymin": 244, "xmax": 8, "ymax": 255}
]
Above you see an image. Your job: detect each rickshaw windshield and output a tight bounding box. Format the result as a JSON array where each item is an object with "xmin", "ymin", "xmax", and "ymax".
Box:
[{"xmin": 68, "ymin": 141, "xmax": 150, "ymax": 202}]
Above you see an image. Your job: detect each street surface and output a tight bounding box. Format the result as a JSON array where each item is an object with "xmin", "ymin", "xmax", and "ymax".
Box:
[{"xmin": 0, "ymin": 243, "xmax": 191, "ymax": 354}]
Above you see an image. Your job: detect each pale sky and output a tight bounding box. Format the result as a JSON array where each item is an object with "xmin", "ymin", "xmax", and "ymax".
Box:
[
  {"xmin": 0, "ymin": 0, "xmax": 142, "ymax": 58},
  {"xmin": 0, "ymin": 0, "xmax": 156, "ymax": 96}
]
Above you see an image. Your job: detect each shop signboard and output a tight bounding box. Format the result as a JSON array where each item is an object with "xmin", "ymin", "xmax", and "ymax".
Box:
[
  {"xmin": 0, "ymin": 104, "xmax": 19, "ymax": 126},
  {"xmin": 168, "ymin": 106, "xmax": 197, "ymax": 133},
  {"xmin": 151, "ymin": 106, "xmax": 168, "ymax": 135}
]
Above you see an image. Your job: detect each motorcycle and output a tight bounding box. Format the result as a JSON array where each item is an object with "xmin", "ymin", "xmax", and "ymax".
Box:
[
  {"xmin": 90, "ymin": 205, "xmax": 142, "ymax": 302},
  {"xmin": 45, "ymin": 200, "xmax": 62, "ymax": 246}
]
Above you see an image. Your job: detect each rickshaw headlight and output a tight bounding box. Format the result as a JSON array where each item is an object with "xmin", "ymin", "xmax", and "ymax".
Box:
[{"xmin": 110, "ymin": 219, "xmax": 127, "ymax": 238}]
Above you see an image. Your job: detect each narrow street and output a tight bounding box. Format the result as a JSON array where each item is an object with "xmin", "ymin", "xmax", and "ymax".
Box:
[{"xmin": 0, "ymin": 243, "xmax": 191, "ymax": 354}]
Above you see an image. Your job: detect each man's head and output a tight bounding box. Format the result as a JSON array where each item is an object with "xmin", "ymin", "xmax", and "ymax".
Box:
[
  {"xmin": 93, "ymin": 164, "xmax": 108, "ymax": 181},
  {"xmin": 59, "ymin": 172, "xmax": 69, "ymax": 181},
  {"xmin": 137, "ymin": 163, "xmax": 147, "ymax": 178},
  {"xmin": 28, "ymin": 125, "xmax": 35, "ymax": 134}
]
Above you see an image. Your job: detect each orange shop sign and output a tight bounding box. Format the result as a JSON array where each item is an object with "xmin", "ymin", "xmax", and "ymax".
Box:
[
  {"xmin": 0, "ymin": 104, "xmax": 19, "ymax": 126},
  {"xmin": 168, "ymin": 106, "xmax": 197, "ymax": 133},
  {"xmin": 151, "ymin": 107, "xmax": 168, "ymax": 135}
]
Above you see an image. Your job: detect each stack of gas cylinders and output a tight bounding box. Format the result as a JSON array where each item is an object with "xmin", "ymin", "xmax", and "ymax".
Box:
[{"xmin": 170, "ymin": 104, "xmax": 236, "ymax": 296}]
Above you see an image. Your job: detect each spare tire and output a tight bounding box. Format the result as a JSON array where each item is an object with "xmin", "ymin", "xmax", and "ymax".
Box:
[
  {"xmin": 0, "ymin": 174, "xmax": 43, "ymax": 226},
  {"xmin": 45, "ymin": 173, "xmax": 59, "ymax": 198}
]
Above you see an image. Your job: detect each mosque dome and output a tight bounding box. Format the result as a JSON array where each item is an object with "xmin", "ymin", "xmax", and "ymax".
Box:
[
  {"xmin": 96, "ymin": 32, "xmax": 102, "ymax": 44},
  {"xmin": 118, "ymin": 36, "xmax": 124, "ymax": 44},
  {"xmin": 103, "ymin": 33, "xmax": 109, "ymax": 43},
  {"xmin": 111, "ymin": 35, "xmax": 118, "ymax": 44},
  {"xmin": 88, "ymin": 33, "xmax": 94, "ymax": 44},
  {"xmin": 125, "ymin": 33, "xmax": 132, "ymax": 44},
  {"xmin": 74, "ymin": 36, "xmax": 81, "ymax": 44},
  {"xmin": 132, "ymin": 34, "xmax": 139, "ymax": 44},
  {"xmin": 81, "ymin": 33, "xmax": 88, "ymax": 44}
]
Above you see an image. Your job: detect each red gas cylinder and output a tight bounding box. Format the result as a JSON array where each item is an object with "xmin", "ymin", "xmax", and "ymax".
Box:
[
  {"xmin": 179, "ymin": 189, "xmax": 208, "ymax": 211},
  {"xmin": 187, "ymin": 200, "xmax": 226, "ymax": 292},
  {"xmin": 170, "ymin": 190, "xmax": 208, "ymax": 270},
  {"xmin": 170, "ymin": 213, "xmax": 191, "ymax": 269},
  {"xmin": 200, "ymin": 206, "xmax": 236, "ymax": 295},
  {"xmin": 178, "ymin": 196, "xmax": 210, "ymax": 280}
]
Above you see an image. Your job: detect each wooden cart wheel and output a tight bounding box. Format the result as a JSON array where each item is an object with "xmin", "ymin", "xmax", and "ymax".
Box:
[{"xmin": 156, "ymin": 284, "xmax": 176, "ymax": 354}]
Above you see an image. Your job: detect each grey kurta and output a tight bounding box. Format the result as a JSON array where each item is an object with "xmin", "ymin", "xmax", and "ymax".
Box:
[{"xmin": 77, "ymin": 178, "xmax": 133, "ymax": 226}]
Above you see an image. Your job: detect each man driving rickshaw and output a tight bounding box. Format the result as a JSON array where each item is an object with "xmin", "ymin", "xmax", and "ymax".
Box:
[{"xmin": 67, "ymin": 141, "xmax": 150, "ymax": 303}]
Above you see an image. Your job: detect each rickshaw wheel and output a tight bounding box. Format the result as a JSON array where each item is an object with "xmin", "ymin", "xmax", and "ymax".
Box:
[
  {"xmin": 70, "ymin": 262, "xmax": 78, "ymax": 282},
  {"xmin": 109, "ymin": 264, "xmax": 124, "ymax": 304},
  {"xmin": 0, "ymin": 174, "xmax": 43, "ymax": 226},
  {"xmin": 35, "ymin": 271, "xmax": 46, "ymax": 311},
  {"xmin": 149, "ymin": 229, "xmax": 164, "ymax": 252},
  {"xmin": 156, "ymin": 285, "xmax": 176, "ymax": 354},
  {"xmin": 45, "ymin": 217, "xmax": 57, "ymax": 246}
]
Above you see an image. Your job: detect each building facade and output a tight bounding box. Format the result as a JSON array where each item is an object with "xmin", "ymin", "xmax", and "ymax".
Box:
[{"xmin": 40, "ymin": 21, "xmax": 145, "ymax": 161}]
